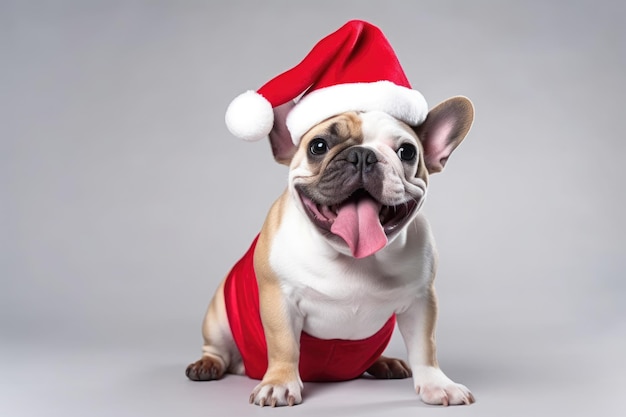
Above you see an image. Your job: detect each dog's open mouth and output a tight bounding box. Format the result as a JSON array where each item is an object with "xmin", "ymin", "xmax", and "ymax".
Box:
[{"xmin": 298, "ymin": 189, "xmax": 418, "ymax": 258}]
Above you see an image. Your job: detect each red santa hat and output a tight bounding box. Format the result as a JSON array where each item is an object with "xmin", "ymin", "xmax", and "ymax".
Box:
[{"xmin": 225, "ymin": 20, "xmax": 428, "ymax": 145}]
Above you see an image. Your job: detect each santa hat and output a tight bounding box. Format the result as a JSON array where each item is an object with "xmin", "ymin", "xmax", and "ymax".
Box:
[{"xmin": 225, "ymin": 20, "xmax": 428, "ymax": 145}]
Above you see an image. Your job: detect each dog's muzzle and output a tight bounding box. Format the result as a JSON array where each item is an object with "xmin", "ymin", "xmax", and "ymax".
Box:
[{"xmin": 296, "ymin": 147, "xmax": 419, "ymax": 258}]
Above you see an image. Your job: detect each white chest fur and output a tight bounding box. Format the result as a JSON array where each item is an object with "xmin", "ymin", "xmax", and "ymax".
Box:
[{"xmin": 269, "ymin": 201, "xmax": 436, "ymax": 340}]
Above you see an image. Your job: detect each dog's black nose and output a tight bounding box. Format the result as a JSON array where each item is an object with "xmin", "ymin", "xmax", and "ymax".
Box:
[{"xmin": 347, "ymin": 147, "xmax": 378, "ymax": 172}]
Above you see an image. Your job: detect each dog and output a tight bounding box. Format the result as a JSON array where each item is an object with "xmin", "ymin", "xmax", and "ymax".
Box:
[{"xmin": 186, "ymin": 95, "xmax": 476, "ymax": 407}]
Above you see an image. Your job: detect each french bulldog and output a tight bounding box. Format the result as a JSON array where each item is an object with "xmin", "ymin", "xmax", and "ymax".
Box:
[{"xmin": 186, "ymin": 96, "xmax": 475, "ymax": 407}]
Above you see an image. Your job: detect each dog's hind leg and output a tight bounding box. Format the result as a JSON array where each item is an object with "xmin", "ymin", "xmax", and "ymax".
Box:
[
  {"xmin": 185, "ymin": 278, "xmax": 244, "ymax": 381},
  {"xmin": 366, "ymin": 356, "xmax": 412, "ymax": 379}
]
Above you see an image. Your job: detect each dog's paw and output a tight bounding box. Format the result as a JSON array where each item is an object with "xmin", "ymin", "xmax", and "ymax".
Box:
[
  {"xmin": 419, "ymin": 382, "xmax": 474, "ymax": 406},
  {"xmin": 413, "ymin": 366, "xmax": 475, "ymax": 406},
  {"xmin": 249, "ymin": 379, "xmax": 303, "ymax": 407},
  {"xmin": 185, "ymin": 356, "xmax": 225, "ymax": 381},
  {"xmin": 366, "ymin": 356, "xmax": 412, "ymax": 379}
]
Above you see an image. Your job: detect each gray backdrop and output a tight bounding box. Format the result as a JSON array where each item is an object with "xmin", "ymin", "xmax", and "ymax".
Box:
[{"xmin": 2, "ymin": 1, "xmax": 625, "ymax": 416}]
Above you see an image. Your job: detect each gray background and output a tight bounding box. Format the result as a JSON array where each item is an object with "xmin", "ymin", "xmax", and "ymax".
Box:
[{"xmin": 2, "ymin": 1, "xmax": 625, "ymax": 416}]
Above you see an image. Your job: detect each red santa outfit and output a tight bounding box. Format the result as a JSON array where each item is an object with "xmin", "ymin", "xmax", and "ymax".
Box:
[{"xmin": 223, "ymin": 236, "xmax": 396, "ymax": 382}]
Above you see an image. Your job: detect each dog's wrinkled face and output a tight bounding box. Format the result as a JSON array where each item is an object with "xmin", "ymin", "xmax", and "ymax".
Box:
[{"xmin": 288, "ymin": 111, "xmax": 428, "ymax": 258}]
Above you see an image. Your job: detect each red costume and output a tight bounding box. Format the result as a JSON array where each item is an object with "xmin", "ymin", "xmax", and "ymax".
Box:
[{"xmin": 223, "ymin": 236, "xmax": 396, "ymax": 382}]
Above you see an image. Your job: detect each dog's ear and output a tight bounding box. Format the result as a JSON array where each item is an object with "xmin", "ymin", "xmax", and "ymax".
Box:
[
  {"xmin": 415, "ymin": 96, "xmax": 474, "ymax": 174},
  {"xmin": 268, "ymin": 101, "xmax": 297, "ymax": 165}
]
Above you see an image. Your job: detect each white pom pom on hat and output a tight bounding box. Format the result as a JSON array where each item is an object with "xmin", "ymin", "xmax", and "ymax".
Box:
[
  {"xmin": 224, "ymin": 90, "xmax": 274, "ymax": 142},
  {"xmin": 224, "ymin": 20, "xmax": 428, "ymax": 145}
]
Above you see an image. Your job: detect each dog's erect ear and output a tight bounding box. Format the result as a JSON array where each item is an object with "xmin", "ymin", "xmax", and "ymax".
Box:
[
  {"xmin": 415, "ymin": 96, "xmax": 474, "ymax": 174},
  {"xmin": 268, "ymin": 101, "xmax": 297, "ymax": 165}
]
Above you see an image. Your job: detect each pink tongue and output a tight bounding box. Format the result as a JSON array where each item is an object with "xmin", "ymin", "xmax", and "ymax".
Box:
[{"xmin": 330, "ymin": 196, "xmax": 387, "ymax": 258}]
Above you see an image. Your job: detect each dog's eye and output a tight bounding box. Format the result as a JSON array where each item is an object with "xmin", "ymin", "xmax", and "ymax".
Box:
[
  {"xmin": 309, "ymin": 138, "xmax": 329, "ymax": 156},
  {"xmin": 397, "ymin": 144, "xmax": 417, "ymax": 162}
]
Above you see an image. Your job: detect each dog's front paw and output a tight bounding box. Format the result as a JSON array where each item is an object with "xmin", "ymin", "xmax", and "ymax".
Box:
[
  {"xmin": 250, "ymin": 378, "xmax": 303, "ymax": 407},
  {"xmin": 413, "ymin": 366, "xmax": 475, "ymax": 406}
]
